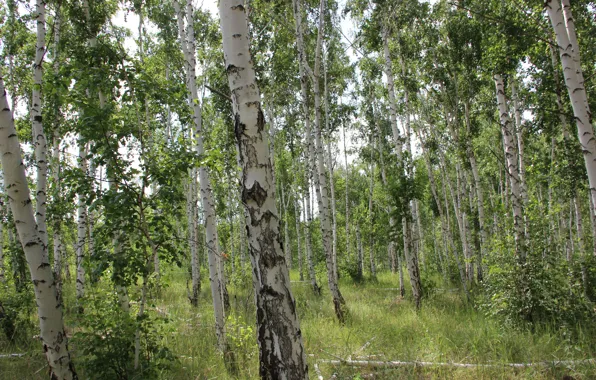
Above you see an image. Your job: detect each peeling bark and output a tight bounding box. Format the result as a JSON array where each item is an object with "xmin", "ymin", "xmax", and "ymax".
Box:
[{"xmin": 219, "ymin": 2, "xmax": 309, "ymax": 378}]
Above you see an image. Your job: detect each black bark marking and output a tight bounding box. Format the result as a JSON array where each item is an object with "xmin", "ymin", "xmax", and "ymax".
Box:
[
  {"xmin": 234, "ymin": 114, "xmax": 246, "ymax": 143},
  {"xmin": 34, "ymin": 115, "xmax": 42, "ymax": 123},
  {"xmin": 257, "ymin": 109, "xmax": 265, "ymax": 133},
  {"xmin": 243, "ymin": 181, "xmax": 267, "ymax": 208}
]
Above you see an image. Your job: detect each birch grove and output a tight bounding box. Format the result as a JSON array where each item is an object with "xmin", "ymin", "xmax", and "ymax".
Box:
[{"xmin": 2, "ymin": 0, "xmax": 596, "ymax": 377}]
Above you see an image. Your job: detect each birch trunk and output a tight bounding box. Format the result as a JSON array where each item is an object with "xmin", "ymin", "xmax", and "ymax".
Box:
[
  {"xmin": 494, "ymin": 75, "xmax": 525, "ymax": 261},
  {"xmin": 175, "ymin": 0, "xmax": 227, "ymax": 351},
  {"xmin": 76, "ymin": 138, "xmax": 87, "ymax": 304},
  {"xmin": 52, "ymin": 133, "xmax": 62, "ymax": 301},
  {"xmin": 343, "ymin": 123, "xmax": 350, "ymax": 262},
  {"xmin": 295, "ymin": 196, "xmax": 304, "ymax": 281},
  {"xmin": 546, "ymin": 0, "xmax": 596, "ymax": 236},
  {"xmin": 0, "ymin": 77, "xmax": 77, "ymax": 379},
  {"xmin": 32, "ymin": 0, "xmax": 49, "ymax": 257},
  {"xmin": 356, "ymin": 223, "xmax": 364, "ymax": 279},
  {"xmin": 187, "ymin": 175, "xmax": 200, "ymax": 306},
  {"xmin": 327, "ymin": 140, "xmax": 338, "ymax": 281},
  {"xmin": 382, "ymin": 25, "xmax": 403, "ymax": 157},
  {"xmin": 293, "ymin": 0, "xmax": 344, "ymax": 321},
  {"xmin": 303, "ymin": 195, "xmax": 320, "ymax": 294},
  {"xmin": 219, "ymin": 2, "xmax": 309, "ymax": 377},
  {"xmin": 368, "ymin": 155, "xmax": 376, "ymax": 279},
  {"xmin": 464, "ymin": 102, "xmax": 486, "ymax": 281},
  {"xmin": 324, "ymin": 55, "xmax": 338, "ymax": 281},
  {"xmin": 511, "ymin": 80, "xmax": 529, "ymax": 244},
  {"xmin": 281, "ymin": 185, "xmax": 292, "ymax": 270}
]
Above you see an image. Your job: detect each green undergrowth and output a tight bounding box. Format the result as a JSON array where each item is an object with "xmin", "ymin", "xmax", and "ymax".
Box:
[{"xmin": 1, "ymin": 269, "xmax": 595, "ymax": 379}]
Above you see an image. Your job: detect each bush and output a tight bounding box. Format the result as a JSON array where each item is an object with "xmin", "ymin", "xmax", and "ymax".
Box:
[
  {"xmin": 73, "ymin": 292, "xmax": 177, "ymax": 379},
  {"xmin": 0, "ymin": 283, "xmax": 35, "ymax": 344},
  {"xmin": 479, "ymin": 248, "xmax": 594, "ymax": 327}
]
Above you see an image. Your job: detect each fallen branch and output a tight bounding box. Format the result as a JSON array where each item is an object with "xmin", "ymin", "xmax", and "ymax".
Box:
[
  {"xmin": 314, "ymin": 363, "xmax": 324, "ymax": 380},
  {"xmin": 0, "ymin": 354, "xmax": 25, "ymax": 358},
  {"xmin": 319, "ymin": 358, "xmax": 596, "ymax": 369}
]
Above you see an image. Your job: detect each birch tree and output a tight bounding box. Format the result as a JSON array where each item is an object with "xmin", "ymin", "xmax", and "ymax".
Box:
[
  {"xmin": 219, "ymin": 1, "xmax": 309, "ymax": 377},
  {"xmin": 0, "ymin": 77, "xmax": 77, "ymax": 379}
]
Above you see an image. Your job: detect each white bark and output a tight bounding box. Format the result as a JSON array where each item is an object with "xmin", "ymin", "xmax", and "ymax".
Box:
[
  {"xmin": 494, "ymin": 75, "xmax": 525, "ymax": 261},
  {"xmin": 464, "ymin": 101, "xmax": 485, "ymax": 281},
  {"xmin": 356, "ymin": 223, "xmax": 364, "ymax": 279},
  {"xmin": 293, "ymin": 0, "xmax": 344, "ymax": 321},
  {"xmin": 76, "ymin": 137, "xmax": 87, "ymax": 303},
  {"xmin": 0, "ymin": 77, "xmax": 76, "ymax": 379},
  {"xmin": 281, "ymin": 185, "xmax": 292, "ymax": 270},
  {"xmin": 175, "ymin": 0, "xmax": 227, "ymax": 350},
  {"xmin": 382, "ymin": 25, "xmax": 403, "ymax": 157},
  {"xmin": 32, "ymin": 0, "xmax": 49, "ymax": 257},
  {"xmin": 186, "ymin": 175, "xmax": 200, "ymax": 306},
  {"xmin": 368, "ymin": 152, "xmax": 376, "ymax": 279},
  {"xmin": 294, "ymin": 195, "xmax": 304, "ymax": 281},
  {"xmin": 52, "ymin": 133, "xmax": 62, "ymax": 301},
  {"xmin": 219, "ymin": 2, "xmax": 309, "ymax": 377},
  {"xmin": 546, "ymin": 0, "xmax": 596, "ymax": 238},
  {"xmin": 303, "ymin": 194, "xmax": 319, "ymax": 293},
  {"xmin": 324, "ymin": 56, "xmax": 338, "ymax": 282}
]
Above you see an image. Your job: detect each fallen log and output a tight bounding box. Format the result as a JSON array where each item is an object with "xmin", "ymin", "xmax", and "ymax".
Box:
[{"xmin": 318, "ymin": 358, "xmax": 596, "ymax": 369}]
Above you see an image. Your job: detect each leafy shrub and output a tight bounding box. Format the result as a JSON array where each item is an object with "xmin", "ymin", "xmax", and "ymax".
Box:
[
  {"xmin": 340, "ymin": 254, "xmax": 364, "ymax": 283},
  {"xmin": 479, "ymin": 248, "xmax": 594, "ymax": 327},
  {"xmin": 226, "ymin": 313, "xmax": 257, "ymax": 368},
  {"xmin": 0, "ymin": 283, "xmax": 35, "ymax": 344},
  {"xmin": 73, "ymin": 292, "xmax": 177, "ymax": 379}
]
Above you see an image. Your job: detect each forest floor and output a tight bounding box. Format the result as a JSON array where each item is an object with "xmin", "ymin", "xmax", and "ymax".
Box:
[{"xmin": 1, "ymin": 269, "xmax": 595, "ymax": 379}]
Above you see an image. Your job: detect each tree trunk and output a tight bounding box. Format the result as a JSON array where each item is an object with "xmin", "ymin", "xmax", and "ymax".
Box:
[
  {"xmin": 494, "ymin": 75, "xmax": 525, "ymax": 262},
  {"xmin": 356, "ymin": 223, "xmax": 364, "ymax": 279},
  {"xmin": 294, "ymin": 196, "xmax": 304, "ymax": 281},
  {"xmin": 219, "ymin": 2, "xmax": 309, "ymax": 377},
  {"xmin": 546, "ymin": 0, "xmax": 596, "ymax": 239},
  {"xmin": 175, "ymin": 0, "xmax": 227, "ymax": 351},
  {"xmin": 368, "ymin": 149, "xmax": 376, "ymax": 280},
  {"xmin": 303, "ymin": 195, "xmax": 320, "ymax": 294},
  {"xmin": 32, "ymin": 0, "xmax": 49, "ymax": 259},
  {"xmin": 293, "ymin": 0, "xmax": 344, "ymax": 322},
  {"xmin": 327, "ymin": 140, "xmax": 338, "ymax": 281},
  {"xmin": 281, "ymin": 185, "xmax": 292, "ymax": 270},
  {"xmin": 464, "ymin": 101, "xmax": 486, "ymax": 281},
  {"xmin": 76, "ymin": 138, "xmax": 87, "ymax": 305},
  {"xmin": 0, "ymin": 77, "xmax": 77, "ymax": 380}
]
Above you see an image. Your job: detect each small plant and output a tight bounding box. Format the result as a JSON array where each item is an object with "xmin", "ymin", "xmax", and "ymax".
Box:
[{"xmin": 226, "ymin": 313, "xmax": 257, "ymax": 369}]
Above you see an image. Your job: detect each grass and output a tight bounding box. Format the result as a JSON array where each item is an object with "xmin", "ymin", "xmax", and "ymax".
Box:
[{"xmin": 1, "ymin": 268, "xmax": 595, "ymax": 379}]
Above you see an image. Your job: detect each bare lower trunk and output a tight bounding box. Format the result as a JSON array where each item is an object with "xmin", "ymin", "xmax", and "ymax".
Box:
[
  {"xmin": 0, "ymin": 77, "xmax": 77, "ymax": 379},
  {"xmin": 293, "ymin": 0, "xmax": 344, "ymax": 322},
  {"xmin": 52, "ymin": 133, "xmax": 62, "ymax": 301},
  {"xmin": 356, "ymin": 223, "xmax": 364, "ymax": 279},
  {"xmin": 494, "ymin": 75, "xmax": 525, "ymax": 262},
  {"xmin": 76, "ymin": 138, "xmax": 87, "ymax": 305},
  {"xmin": 219, "ymin": 2, "xmax": 309, "ymax": 377},
  {"xmin": 175, "ymin": 0, "xmax": 227, "ymax": 351},
  {"xmin": 303, "ymin": 195, "xmax": 320, "ymax": 294},
  {"xmin": 281, "ymin": 185, "xmax": 292, "ymax": 270},
  {"xmin": 295, "ymin": 196, "xmax": 304, "ymax": 281}
]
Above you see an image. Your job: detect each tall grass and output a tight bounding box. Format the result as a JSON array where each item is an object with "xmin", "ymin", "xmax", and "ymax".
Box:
[{"xmin": 1, "ymin": 269, "xmax": 594, "ymax": 379}]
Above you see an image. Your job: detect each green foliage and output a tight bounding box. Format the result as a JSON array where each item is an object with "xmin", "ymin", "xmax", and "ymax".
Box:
[
  {"xmin": 479, "ymin": 249, "xmax": 594, "ymax": 327},
  {"xmin": 0, "ymin": 283, "xmax": 35, "ymax": 344},
  {"xmin": 226, "ymin": 313, "xmax": 258, "ymax": 368},
  {"xmin": 340, "ymin": 253, "xmax": 364, "ymax": 283},
  {"xmin": 73, "ymin": 292, "xmax": 177, "ymax": 380}
]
